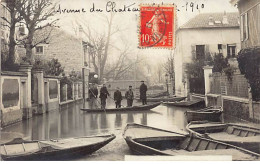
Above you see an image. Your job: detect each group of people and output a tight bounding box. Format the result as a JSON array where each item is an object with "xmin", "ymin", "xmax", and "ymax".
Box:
[{"xmin": 88, "ymin": 81, "xmax": 148, "ymax": 109}]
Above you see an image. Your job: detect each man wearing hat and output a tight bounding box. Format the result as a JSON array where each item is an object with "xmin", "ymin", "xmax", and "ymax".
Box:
[
  {"xmin": 139, "ymin": 80, "xmax": 147, "ymax": 105},
  {"xmin": 125, "ymin": 86, "xmax": 134, "ymax": 107},
  {"xmin": 114, "ymin": 87, "xmax": 122, "ymax": 108},
  {"xmin": 99, "ymin": 83, "xmax": 110, "ymax": 109},
  {"xmin": 89, "ymin": 83, "xmax": 98, "ymax": 109}
]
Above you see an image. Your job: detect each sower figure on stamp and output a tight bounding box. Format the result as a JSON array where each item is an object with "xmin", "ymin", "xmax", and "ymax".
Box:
[
  {"xmin": 125, "ymin": 86, "xmax": 134, "ymax": 107},
  {"xmin": 139, "ymin": 80, "xmax": 147, "ymax": 105},
  {"xmin": 146, "ymin": 9, "xmax": 168, "ymax": 44},
  {"xmin": 114, "ymin": 87, "xmax": 122, "ymax": 108},
  {"xmin": 99, "ymin": 84, "xmax": 110, "ymax": 109},
  {"xmin": 89, "ymin": 83, "xmax": 98, "ymax": 109}
]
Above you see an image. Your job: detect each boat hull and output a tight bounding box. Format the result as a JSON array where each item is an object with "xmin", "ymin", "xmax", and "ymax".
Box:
[
  {"xmin": 185, "ymin": 109, "xmax": 222, "ymax": 123},
  {"xmin": 186, "ymin": 122, "xmax": 260, "ymax": 154},
  {"xmin": 137, "ymin": 97, "xmax": 186, "ymax": 102},
  {"xmin": 1, "ymin": 134, "xmax": 116, "ymax": 161},
  {"xmin": 123, "ymin": 123, "xmax": 259, "ymax": 160},
  {"xmin": 80, "ymin": 102, "xmax": 161, "ymax": 112},
  {"xmin": 164, "ymin": 100, "xmax": 205, "ymax": 108}
]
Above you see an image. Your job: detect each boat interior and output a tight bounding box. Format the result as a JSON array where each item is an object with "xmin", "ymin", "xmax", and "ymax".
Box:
[
  {"xmin": 133, "ymin": 136, "xmax": 258, "ymax": 160},
  {"xmin": 190, "ymin": 123, "xmax": 260, "ymax": 137}
]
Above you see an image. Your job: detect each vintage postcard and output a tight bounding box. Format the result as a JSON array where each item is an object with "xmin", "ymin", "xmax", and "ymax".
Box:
[{"xmin": 0, "ymin": 0, "xmax": 259, "ymax": 161}]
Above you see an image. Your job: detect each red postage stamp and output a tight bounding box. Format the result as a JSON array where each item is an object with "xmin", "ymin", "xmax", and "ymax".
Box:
[{"xmin": 139, "ymin": 4, "xmax": 176, "ymax": 49}]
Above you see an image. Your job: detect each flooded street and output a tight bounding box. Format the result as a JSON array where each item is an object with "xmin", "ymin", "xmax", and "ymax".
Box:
[{"xmin": 1, "ymin": 99, "xmax": 258, "ymax": 161}]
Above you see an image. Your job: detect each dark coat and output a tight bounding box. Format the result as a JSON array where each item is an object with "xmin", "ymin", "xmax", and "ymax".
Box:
[
  {"xmin": 99, "ymin": 86, "xmax": 110, "ymax": 99},
  {"xmin": 140, "ymin": 83, "xmax": 147, "ymax": 99},
  {"xmin": 125, "ymin": 90, "xmax": 134, "ymax": 100},
  {"xmin": 114, "ymin": 90, "xmax": 122, "ymax": 101},
  {"xmin": 89, "ymin": 87, "xmax": 98, "ymax": 98}
]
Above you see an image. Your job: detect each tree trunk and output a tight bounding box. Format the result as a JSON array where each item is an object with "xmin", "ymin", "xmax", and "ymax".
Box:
[
  {"xmin": 25, "ymin": 32, "xmax": 34, "ymax": 63},
  {"xmin": 100, "ymin": 14, "xmax": 113, "ymax": 81},
  {"xmin": 6, "ymin": 8, "xmax": 16, "ymax": 70}
]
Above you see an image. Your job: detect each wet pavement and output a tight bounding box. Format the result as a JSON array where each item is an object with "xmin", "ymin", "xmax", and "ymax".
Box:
[{"xmin": 1, "ymin": 98, "xmax": 258, "ymax": 161}]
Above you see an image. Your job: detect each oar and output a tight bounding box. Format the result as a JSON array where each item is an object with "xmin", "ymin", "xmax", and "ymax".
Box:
[{"xmin": 89, "ymin": 89, "xmax": 106, "ymax": 113}]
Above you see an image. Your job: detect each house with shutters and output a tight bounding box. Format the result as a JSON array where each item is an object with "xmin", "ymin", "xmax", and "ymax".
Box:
[{"xmin": 174, "ymin": 12, "xmax": 241, "ymax": 97}]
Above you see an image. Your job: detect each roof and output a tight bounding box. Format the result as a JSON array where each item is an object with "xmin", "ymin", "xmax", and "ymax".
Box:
[{"xmin": 179, "ymin": 12, "xmax": 239, "ymax": 29}]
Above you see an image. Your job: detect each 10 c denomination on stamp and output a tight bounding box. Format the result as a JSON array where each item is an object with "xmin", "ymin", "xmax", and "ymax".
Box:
[{"xmin": 139, "ymin": 4, "xmax": 176, "ymax": 49}]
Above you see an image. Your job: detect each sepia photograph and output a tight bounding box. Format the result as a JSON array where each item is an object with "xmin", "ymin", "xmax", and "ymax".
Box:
[{"xmin": 0, "ymin": 0, "xmax": 259, "ymax": 161}]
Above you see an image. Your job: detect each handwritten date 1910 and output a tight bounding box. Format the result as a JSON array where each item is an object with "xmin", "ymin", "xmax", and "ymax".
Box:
[{"xmin": 183, "ymin": 2, "xmax": 205, "ymax": 12}]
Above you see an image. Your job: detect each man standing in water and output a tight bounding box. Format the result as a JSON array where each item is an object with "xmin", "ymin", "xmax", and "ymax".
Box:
[
  {"xmin": 99, "ymin": 84, "xmax": 110, "ymax": 109},
  {"xmin": 114, "ymin": 87, "xmax": 122, "ymax": 108},
  {"xmin": 139, "ymin": 80, "xmax": 147, "ymax": 105},
  {"xmin": 125, "ymin": 86, "xmax": 134, "ymax": 107},
  {"xmin": 89, "ymin": 83, "xmax": 98, "ymax": 109}
]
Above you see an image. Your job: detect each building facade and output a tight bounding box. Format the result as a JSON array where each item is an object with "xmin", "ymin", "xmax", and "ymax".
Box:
[{"xmin": 174, "ymin": 12, "xmax": 241, "ymax": 97}]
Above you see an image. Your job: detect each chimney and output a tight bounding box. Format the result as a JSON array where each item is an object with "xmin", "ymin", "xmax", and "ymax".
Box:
[
  {"xmin": 209, "ymin": 15, "xmax": 214, "ymax": 25},
  {"xmin": 222, "ymin": 11, "xmax": 229, "ymax": 24}
]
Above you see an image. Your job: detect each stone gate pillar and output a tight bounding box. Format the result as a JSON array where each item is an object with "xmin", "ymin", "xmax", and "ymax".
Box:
[
  {"xmin": 203, "ymin": 66, "xmax": 213, "ymax": 106},
  {"xmin": 32, "ymin": 69, "xmax": 45, "ymax": 114},
  {"xmin": 19, "ymin": 63, "xmax": 33, "ymax": 119}
]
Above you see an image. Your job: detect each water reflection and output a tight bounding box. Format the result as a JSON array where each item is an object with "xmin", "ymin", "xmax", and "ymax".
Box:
[
  {"xmin": 141, "ymin": 113, "xmax": 147, "ymax": 125},
  {"xmin": 115, "ymin": 114, "xmax": 122, "ymax": 128},
  {"xmin": 2, "ymin": 100, "xmax": 255, "ymax": 146}
]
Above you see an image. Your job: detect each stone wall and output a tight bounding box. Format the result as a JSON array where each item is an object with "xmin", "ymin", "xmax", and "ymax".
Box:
[
  {"xmin": 223, "ymin": 99, "xmax": 250, "ymax": 121},
  {"xmin": 33, "ymin": 28, "xmax": 83, "ymax": 74},
  {"xmin": 0, "ymin": 72, "xmax": 28, "ymax": 127}
]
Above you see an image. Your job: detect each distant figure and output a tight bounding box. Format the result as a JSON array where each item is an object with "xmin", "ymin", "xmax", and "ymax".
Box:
[
  {"xmin": 125, "ymin": 86, "xmax": 134, "ymax": 107},
  {"xmin": 99, "ymin": 84, "xmax": 110, "ymax": 109},
  {"xmin": 139, "ymin": 80, "xmax": 147, "ymax": 105},
  {"xmin": 114, "ymin": 87, "xmax": 122, "ymax": 108},
  {"xmin": 89, "ymin": 83, "xmax": 98, "ymax": 109}
]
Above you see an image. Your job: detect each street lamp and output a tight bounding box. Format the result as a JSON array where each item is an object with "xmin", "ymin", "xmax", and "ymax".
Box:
[{"xmin": 165, "ymin": 73, "xmax": 169, "ymax": 95}]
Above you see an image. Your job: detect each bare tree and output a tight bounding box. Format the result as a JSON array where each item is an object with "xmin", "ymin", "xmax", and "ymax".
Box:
[
  {"xmin": 104, "ymin": 46, "xmax": 143, "ymax": 80},
  {"xmin": 163, "ymin": 51, "xmax": 174, "ymax": 79},
  {"xmin": 1, "ymin": 0, "xmax": 23, "ymax": 68},
  {"xmin": 81, "ymin": 13, "xmax": 122, "ymax": 82},
  {"xmin": 15, "ymin": 0, "xmax": 58, "ymax": 62}
]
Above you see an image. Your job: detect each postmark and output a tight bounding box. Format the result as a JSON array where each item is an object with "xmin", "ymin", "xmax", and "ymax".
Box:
[{"xmin": 139, "ymin": 4, "xmax": 176, "ymax": 49}]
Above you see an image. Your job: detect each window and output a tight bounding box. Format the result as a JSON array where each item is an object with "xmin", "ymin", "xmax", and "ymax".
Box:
[
  {"xmin": 218, "ymin": 44, "xmax": 223, "ymax": 53},
  {"xmin": 240, "ymin": 13, "xmax": 248, "ymax": 41},
  {"xmin": 227, "ymin": 44, "xmax": 236, "ymax": 58},
  {"xmin": 36, "ymin": 46, "xmax": 44, "ymax": 54},
  {"xmin": 195, "ymin": 45, "xmax": 205, "ymax": 60}
]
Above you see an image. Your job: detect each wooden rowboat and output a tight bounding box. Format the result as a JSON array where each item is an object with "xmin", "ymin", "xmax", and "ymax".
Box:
[
  {"xmin": 185, "ymin": 107, "xmax": 223, "ymax": 123},
  {"xmin": 80, "ymin": 102, "xmax": 161, "ymax": 113},
  {"xmin": 147, "ymin": 91, "xmax": 169, "ymax": 98},
  {"xmin": 123, "ymin": 123, "xmax": 259, "ymax": 160},
  {"xmin": 186, "ymin": 121, "xmax": 260, "ymax": 154},
  {"xmin": 137, "ymin": 96, "xmax": 186, "ymax": 102},
  {"xmin": 163, "ymin": 99, "xmax": 205, "ymax": 108},
  {"xmin": 1, "ymin": 134, "xmax": 115, "ymax": 161}
]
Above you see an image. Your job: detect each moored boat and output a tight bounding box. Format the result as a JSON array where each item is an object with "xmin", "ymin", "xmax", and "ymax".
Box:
[
  {"xmin": 147, "ymin": 91, "xmax": 169, "ymax": 98},
  {"xmin": 185, "ymin": 106, "xmax": 223, "ymax": 123},
  {"xmin": 123, "ymin": 123, "xmax": 259, "ymax": 161},
  {"xmin": 80, "ymin": 102, "xmax": 161, "ymax": 112},
  {"xmin": 1, "ymin": 134, "xmax": 116, "ymax": 161},
  {"xmin": 137, "ymin": 96, "xmax": 186, "ymax": 102},
  {"xmin": 163, "ymin": 99, "xmax": 205, "ymax": 108},
  {"xmin": 186, "ymin": 121, "xmax": 260, "ymax": 154}
]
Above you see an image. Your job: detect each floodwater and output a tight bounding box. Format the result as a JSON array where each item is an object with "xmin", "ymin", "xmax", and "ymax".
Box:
[{"xmin": 1, "ymin": 98, "xmax": 258, "ymax": 161}]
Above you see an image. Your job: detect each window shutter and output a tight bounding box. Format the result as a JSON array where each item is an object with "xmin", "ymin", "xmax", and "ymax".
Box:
[
  {"xmin": 240, "ymin": 15, "xmax": 244, "ymax": 41},
  {"xmin": 245, "ymin": 12, "xmax": 249, "ymax": 40}
]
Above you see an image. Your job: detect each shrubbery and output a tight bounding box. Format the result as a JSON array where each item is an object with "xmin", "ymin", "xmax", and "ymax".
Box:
[{"xmin": 237, "ymin": 47, "xmax": 260, "ymax": 101}]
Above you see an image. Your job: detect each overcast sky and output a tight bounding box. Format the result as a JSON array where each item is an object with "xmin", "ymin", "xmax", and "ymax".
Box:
[{"xmin": 55, "ymin": 0, "xmax": 238, "ymax": 76}]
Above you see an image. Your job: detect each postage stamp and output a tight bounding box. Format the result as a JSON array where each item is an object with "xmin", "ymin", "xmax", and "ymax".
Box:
[{"xmin": 139, "ymin": 4, "xmax": 176, "ymax": 49}]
